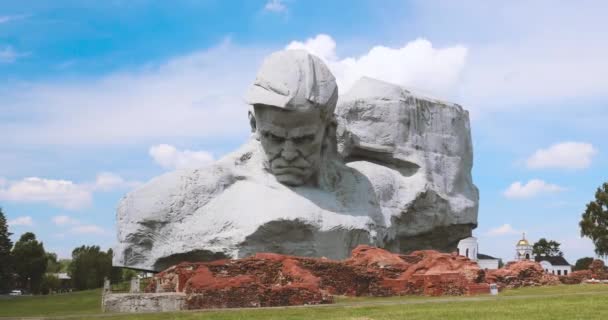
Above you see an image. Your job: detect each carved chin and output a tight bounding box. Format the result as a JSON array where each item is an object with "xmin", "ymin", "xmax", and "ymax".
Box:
[{"xmin": 274, "ymin": 173, "xmax": 307, "ymax": 186}]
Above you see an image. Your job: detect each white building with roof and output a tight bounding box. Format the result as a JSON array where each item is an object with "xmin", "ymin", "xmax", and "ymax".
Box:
[
  {"xmin": 513, "ymin": 233, "xmax": 572, "ymax": 276},
  {"xmin": 536, "ymin": 256, "xmax": 572, "ymax": 276},
  {"xmin": 457, "ymin": 236, "xmax": 500, "ymax": 270}
]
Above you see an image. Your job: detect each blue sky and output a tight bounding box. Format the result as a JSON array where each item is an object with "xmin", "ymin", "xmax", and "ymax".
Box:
[{"xmin": 1, "ymin": 0, "xmax": 607, "ymax": 264}]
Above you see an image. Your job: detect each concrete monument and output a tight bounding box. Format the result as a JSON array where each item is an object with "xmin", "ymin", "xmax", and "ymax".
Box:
[{"xmin": 114, "ymin": 50, "xmax": 478, "ymax": 271}]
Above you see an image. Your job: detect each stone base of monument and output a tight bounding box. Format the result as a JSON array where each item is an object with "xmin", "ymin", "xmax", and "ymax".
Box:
[
  {"xmin": 103, "ymin": 246, "xmax": 561, "ymax": 313},
  {"xmin": 102, "ymin": 292, "xmax": 187, "ymax": 313}
]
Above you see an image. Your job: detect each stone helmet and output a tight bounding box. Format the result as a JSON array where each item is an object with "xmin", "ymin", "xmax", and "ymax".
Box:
[{"xmin": 245, "ymin": 50, "xmax": 338, "ymax": 119}]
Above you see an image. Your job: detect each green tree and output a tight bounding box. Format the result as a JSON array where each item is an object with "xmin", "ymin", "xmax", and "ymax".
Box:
[
  {"xmin": 573, "ymin": 257, "xmax": 595, "ymax": 271},
  {"xmin": 69, "ymin": 246, "xmax": 112, "ymax": 290},
  {"xmin": 58, "ymin": 259, "xmax": 71, "ymax": 273},
  {"xmin": 12, "ymin": 232, "xmax": 47, "ymax": 293},
  {"xmin": 0, "ymin": 207, "xmax": 14, "ymax": 292},
  {"xmin": 580, "ymin": 182, "xmax": 608, "ymax": 257},
  {"xmin": 532, "ymin": 238, "xmax": 563, "ymax": 257},
  {"xmin": 46, "ymin": 252, "xmax": 61, "ymax": 273},
  {"xmin": 40, "ymin": 274, "xmax": 61, "ymax": 295}
]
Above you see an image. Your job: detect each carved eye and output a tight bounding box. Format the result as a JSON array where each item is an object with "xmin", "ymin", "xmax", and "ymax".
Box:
[
  {"xmin": 263, "ymin": 132, "xmax": 285, "ymax": 143},
  {"xmin": 292, "ymin": 135, "xmax": 315, "ymax": 144}
]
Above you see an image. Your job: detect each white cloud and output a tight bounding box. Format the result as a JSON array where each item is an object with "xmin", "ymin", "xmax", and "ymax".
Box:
[
  {"xmin": 526, "ymin": 142, "xmax": 597, "ymax": 170},
  {"xmin": 149, "ymin": 144, "xmax": 214, "ymax": 170},
  {"xmin": 93, "ymin": 172, "xmax": 141, "ymax": 191},
  {"xmin": 0, "ymin": 172, "xmax": 137, "ymax": 210},
  {"xmin": 0, "ymin": 45, "xmax": 27, "ymax": 64},
  {"xmin": 286, "ymin": 34, "xmax": 338, "ymax": 61},
  {"xmin": 485, "ymin": 224, "xmax": 519, "ymax": 236},
  {"xmin": 503, "ymin": 179, "xmax": 564, "ymax": 199},
  {"xmin": 53, "ymin": 215, "xmax": 106, "ymax": 236},
  {"xmin": 8, "ymin": 216, "xmax": 33, "ymax": 227},
  {"xmin": 0, "ymin": 40, "xmax": 264, "ymax": 146},
  {"xmin": 286, "ymin": 34, "xmax": 468, "ymax": 96},
  {"xmin": 264, "ymin": 0, "xmax": 287, "ymax": 13},
  {"xmin": 52, "ymin": 215, "xmax": 79, "ymax": 226},
  {"xmin": 0, "ymin": 177, "xmax": 92, "ymax": 210},
  {"xmin": 71, "ymin": 224, "xmax": 105, "ymax": 235},
  {"xmin": 0, "ymin": 14, "xmax": 29, "ymax": 24},
  {"xmin": 409, "ymin": 2, "xmax": 608, "ymax": 109}
]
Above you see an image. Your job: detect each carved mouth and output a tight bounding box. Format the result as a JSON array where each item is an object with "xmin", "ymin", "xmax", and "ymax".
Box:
[{"xmin": 273, "ymin": 166, "xmax": 308, "ymax": 175}]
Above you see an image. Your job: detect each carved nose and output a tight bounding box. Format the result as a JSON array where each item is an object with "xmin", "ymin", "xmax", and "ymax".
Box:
[
  {"xmin": 281, "ymin": 141, "xmax": 298, "ymax": 161},
  {"xmin": 281, "ymin": 149, "xmax": 298, "ymax": 161}
]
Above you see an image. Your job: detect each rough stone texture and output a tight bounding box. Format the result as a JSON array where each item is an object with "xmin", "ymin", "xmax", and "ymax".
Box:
[
  {"xmin": 245, "ymin": 50, "xmax": 338, "ymax": 112},
  {"xmin": 336, "ymin": 77, "xmax": 479, "ymax": 253},
  {"xmin": 143, "ymin": 246, "xmax": 489, "ymax": 309},
  {"xmin": 113, "ymin": 51, "xmax": 478, "ymax": 271},
  {"xmin": 486, "ymin": 260, "xmax": 560, "ymax": 289},
  {"xmin": 102, "ymin": 293, "xmax": 186, "ymax": 313}
]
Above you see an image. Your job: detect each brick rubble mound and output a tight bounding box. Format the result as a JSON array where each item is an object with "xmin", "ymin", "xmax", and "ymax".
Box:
[
  {"xmin": 145, "ymin": 245, "xmax": 553, "ymax": 309},
  {"xmin": 485, "ymin": 260, "xmax": 559, "ymax": 289},
  {"xmin": 560, "ymin": 259, "xmax": 608, "ymax": 284}
]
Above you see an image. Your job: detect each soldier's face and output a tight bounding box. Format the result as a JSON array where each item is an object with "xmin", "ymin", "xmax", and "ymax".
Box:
[{"xmin": 254, "ymin": 105, "xmax": 327, "ymax": 186}]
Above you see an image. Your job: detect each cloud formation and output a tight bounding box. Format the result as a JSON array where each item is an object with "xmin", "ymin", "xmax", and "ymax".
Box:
[
  {"xmin": 52, "ymin": 215, "xmax": 79, "ymax": 226},
  {"xmin": 0, "ymin": 14, "xmax": 30, "ymax": 24},
  {"xmin": 70, "ymin": 224, "xmax": 106, "ymax": 235},
  {"xmin": 412, "ymin": 2, "xmax": 608, "ymax": 109},
  {"xmin": 8, "ymin": 216, "xmax": 33, "ymax": 227},
  {"xmin": 503, "ymin": 179, "xmax": 564, "ymax": 199},
  {"xmin": 264, "ymin": 0, "xmax": 287, "ymax": 13},
  {"xmin": 526, "ymin": 142, "xmax": 597, "ymax": 170},
  {"xmin": 0, "ymin": 40, "xmax": 262, "ymax": 146},
  {"xmin": 0, "ymin": 173, "xmax": 139, "ymax": 210},
  {"xmin": 0, "ymin": 45, "xmax": 26, "ymax": 63},
  {"xmin": 485, "ymin": 224, "xmax": 519, "ymax": 236},
  {"xmin": 286, "ymin": 34, "xmax": 468, "ymax": 96},
  {"xmin": 149, "ymin": 144, "xmax": 214, "ymax": 170},
  {"xmin": 0, "ymin": 177, "xmax": 92, "ymax": 210},
  {"xmin": 52, "ymin": 215, "xmax": 106, "ymax": 236},
  {"xmin": 93, "ymin": 172, "xmax": 141, "ymax": 191}
]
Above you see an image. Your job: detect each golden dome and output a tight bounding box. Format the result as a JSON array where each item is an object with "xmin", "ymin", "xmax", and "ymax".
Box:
[{"xmin": 517, "ymin": 233, "xmax": 530, "ymax": 246}]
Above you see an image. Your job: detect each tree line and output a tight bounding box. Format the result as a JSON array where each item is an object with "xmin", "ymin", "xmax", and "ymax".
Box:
[{"xmin": 0, "ymin": 208, "xmax": 136, "ymax": 294}]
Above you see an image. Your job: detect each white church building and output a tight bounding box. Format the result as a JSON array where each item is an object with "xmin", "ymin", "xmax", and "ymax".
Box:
[
  {"xmin": 457, "ymin": 234, "xmax": 572, "ymax": 274},
  {"xmin": 513, "ymin": 234, "xmax": 572, "ymax": 276},
  {"xmin": 457, "ymin": 236, "xmax": 500, "ymax": 270}
]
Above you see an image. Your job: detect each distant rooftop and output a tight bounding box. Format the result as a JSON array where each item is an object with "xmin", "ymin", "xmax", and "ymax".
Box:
[
  {"xmin": 535, "ymin": 256, "xmax": 571, "ymax": 266},
  {"xmin": 478, "ymin": 253, "xmax": 498, "ymax": 260}
]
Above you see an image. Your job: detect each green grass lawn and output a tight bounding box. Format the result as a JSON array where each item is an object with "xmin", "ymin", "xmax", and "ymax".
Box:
[
  {"xmin": 0, "ymin": 289, "xmax": 101, "ymax": 317},
  {"xmin": 1, "ymin": 285, "xmax": 608, "ymax": 319}
]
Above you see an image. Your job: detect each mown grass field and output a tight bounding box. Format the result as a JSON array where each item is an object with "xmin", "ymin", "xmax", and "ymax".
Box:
[
  {"xmin": 0, "ymin": 289, "xmax": 101, "ymax": 317},
  {"xmin": 1, "ymin": 285, "xmax": 608, "ymax": 319}
]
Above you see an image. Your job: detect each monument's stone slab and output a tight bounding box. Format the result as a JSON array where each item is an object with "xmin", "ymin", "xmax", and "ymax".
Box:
[
  {"xmin": 102, "ymin": 292, "xmax": 187, "ymax": 313},
  {"xmin": 113, "ymin": 50, "xmax": 478, "ymax": 271}
]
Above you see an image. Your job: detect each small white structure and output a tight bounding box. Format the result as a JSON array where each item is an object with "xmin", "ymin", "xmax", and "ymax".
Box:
[
  {"xmin": 515, "ymin": 233, "xmax": 533, "ymax": 261},
  {"xmin": 457, "ymin": 236, "xmax": 500, "ymax": 270},
  {"xmin": 537, "ymin": 256, "xmax": 572, "ymax": 276},
  {"xmin": 513, "ymin": 233, "xmax": 572, "ymax": 275}
]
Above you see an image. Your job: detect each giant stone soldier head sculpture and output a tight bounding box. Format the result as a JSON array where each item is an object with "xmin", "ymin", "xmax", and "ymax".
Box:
[
  {"xmin": 246, "ymin": 50, "xmax": 338, "ymax": 187},
  {"xmin": 113, "ymin": 49, "xmax": 479, "ymax": 272}
]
